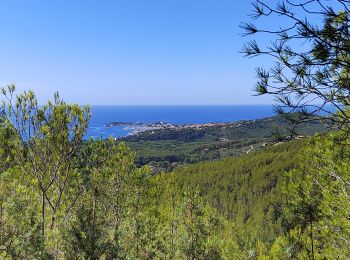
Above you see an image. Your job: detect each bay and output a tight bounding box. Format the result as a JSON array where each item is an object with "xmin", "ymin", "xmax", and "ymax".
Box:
[{"xmin": 85, "ymin": 105, "xmax": 275, "ymax": 139}]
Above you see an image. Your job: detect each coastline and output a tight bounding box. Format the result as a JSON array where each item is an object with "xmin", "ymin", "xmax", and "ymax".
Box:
[{"xmin": 106, "ymin": 119, "xmax": 265, "ymax": 138}]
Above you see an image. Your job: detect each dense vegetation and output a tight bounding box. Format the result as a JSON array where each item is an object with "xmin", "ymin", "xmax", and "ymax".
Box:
[
  {"xmin": 1, "ymin": 86, "xmax": 350, "ymax": 258},
  {"xmin": 123, "ymin": 116, "xmax": 326, "ymax": 172},
  {"xmin": 169, "ymin": 132, "xmax": 350, "ymax": 258},
  {"xmin": 0, "ymin": 86, "xmax": 268, "ymax": 258},
  {"xmin": 171, "ymin": 140, "xmax": 305, "ymax": 246},
  {"xmin": 3, "ymin": 0, "xmax": 350, "ymax": 258}
]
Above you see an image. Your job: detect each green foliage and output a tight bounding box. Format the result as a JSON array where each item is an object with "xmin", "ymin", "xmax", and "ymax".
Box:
[
  {"xmin": 282, "ymin": 134, "xmax": 350, "ymax": 259},
  {"xmin": 65, "ymin": 139, "xmax": 132, "ymax": 258},
  {"xmin": 2, "ymin": 86, "xmax": 350, "ymax": 258},
  {"xmin": 171, "ymin": 140, "xmax": 305, "ymax": 248},
  {"xmin": 64, "ymin": 205, "xmax": 110, "ymax": 259},
  {"xmin": 0, "ymin": 86, "xmax": 244, "ymax": 258},
  {"xmin": 125, "ymin": 116, "xmax": 325, "ymax": 172},
  {"xmin": 243, "ymin": 0, "xmax": 350, "ymax": 134},
  {"xmin": 0, "ymin": 86, "xmax": 157, "ymax": 258},
  {"xmin": 0, "ymin": 169, "xmax": 49, "ymax": 259}
]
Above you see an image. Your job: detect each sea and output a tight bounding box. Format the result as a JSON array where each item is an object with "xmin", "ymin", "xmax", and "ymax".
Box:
[{"xmin": 85, "ymin": 105, "xmax": 275, "ymax": 139}]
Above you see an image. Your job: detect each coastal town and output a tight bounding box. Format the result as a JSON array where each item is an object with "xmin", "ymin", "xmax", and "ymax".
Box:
[{"xmin": 104, "ymin": 119, "xmax": 265, "ymax": 136}]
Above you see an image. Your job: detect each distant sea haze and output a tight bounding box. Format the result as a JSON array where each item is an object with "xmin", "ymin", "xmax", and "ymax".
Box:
[{"xmin": 85, "ymin": 105, "xmax": 275, "ymax": 139}]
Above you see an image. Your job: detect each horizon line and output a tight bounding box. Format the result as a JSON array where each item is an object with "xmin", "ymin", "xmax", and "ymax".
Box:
[{"xmin": 77, "ymin": 103, "xmax": 277, "ymax": 106}]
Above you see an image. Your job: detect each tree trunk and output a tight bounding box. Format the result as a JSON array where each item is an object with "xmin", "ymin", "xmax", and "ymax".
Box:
[
  {"xmin": 310, "ymin": 217, "xmax": 314, "ymax": 260},
  {"xmin": 42, "ymin": 191, "xmax": 45, "ymax": 238},
  {"xmin": 0, "ymin": 199, "xmax": 3, "ymax": 245},
  {"xmin": 50, "ymin": 216, "xmax": 55, "ymax": 229}
]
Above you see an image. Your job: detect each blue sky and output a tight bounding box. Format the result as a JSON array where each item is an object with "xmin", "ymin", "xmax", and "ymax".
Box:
[{"xmin": 0, "ymin": 0, "xmax": 276, "ymax": 105}]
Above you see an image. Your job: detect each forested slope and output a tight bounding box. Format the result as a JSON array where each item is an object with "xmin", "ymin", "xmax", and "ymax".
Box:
[
  {"xmin": 123, "ymin": 116, "xmax": 324, "ymax": 171},
  {"xmin": 171, "ymin": 139, "xmax": 305, "ymax": 246},
  {"xmin": 2, "ymin": 86, "xmax": 348, "ymax": 258}
]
